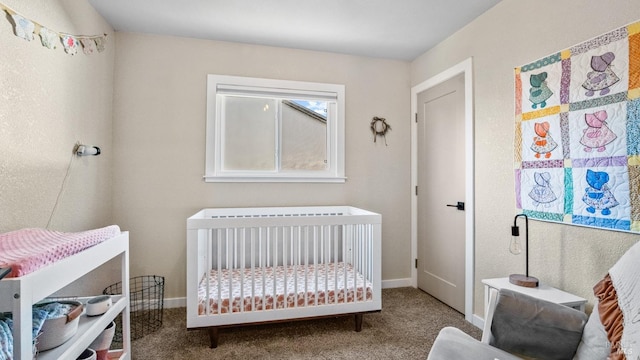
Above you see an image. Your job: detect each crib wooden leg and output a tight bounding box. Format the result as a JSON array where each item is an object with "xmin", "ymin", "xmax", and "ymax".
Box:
[
  {"xmin": 208, "ymin": 327, "xmax": 219, "ymax": 348},
  {"xmin": 355, "ymin": 313, "xmax": 363, "ymax": 332}
]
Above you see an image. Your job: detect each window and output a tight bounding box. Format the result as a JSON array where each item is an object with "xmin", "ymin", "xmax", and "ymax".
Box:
[{"xmin": 205, "ymin": 75, "xmax": 345, "ymax": 182}]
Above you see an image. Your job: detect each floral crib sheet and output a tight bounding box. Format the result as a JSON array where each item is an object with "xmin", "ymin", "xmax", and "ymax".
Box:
[
  {"xmin": 514, "ymin": 20, "xmax": 640, "ymax": 232},
  {"xmin": 198, "ymin": 262, "xmax": 373, "ymax": 315}
]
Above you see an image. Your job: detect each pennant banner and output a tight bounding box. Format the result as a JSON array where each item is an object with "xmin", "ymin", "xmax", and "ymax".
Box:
[{"xmin": 0, "ymin": 2, "xmax": 107, "ymax": 55}]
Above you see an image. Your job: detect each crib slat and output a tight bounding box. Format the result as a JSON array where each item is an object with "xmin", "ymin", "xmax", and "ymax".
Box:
[
  {"xmin": 334, "ymin": 225, "xmax": 338, "ymax": 305},
  {"xmin": 303, "ymin": 226, "xmax": 308, "ymax": 308},
  {"xmin": 282, "ymin": 226, "xmax": 288, "ymax": 309},
  {"xmin": 216, "ymin": 229, "xmax": 222, "ymax": 315},
  {"xmin": 288, "ymin": 226, "xmax": 294, "ymax": 309},
  {"xmin": 313, "ymin": 225, "xmax": 318, "ymax": 307},
  {"xmin": 355, "ymin": 225, "xmax": 359, "ymax": 303},
  {"xmin": 206, "ymin": 229, "xmax": 212, "ymax": 316},
  {"xmin": 272, "ymin": 227, "xmax": 277, "ymax": 309},
  {"xmin": 240, "ymin": 228, "xmax": 245, "ymax": 312},
  {"xmin": 351, "ymin": 224, "xmax": 355, "ymax": 303},
  {"xmin": 365, "ymin": 224, "xmax": 369, "ymax": 300},
  {"xmin": 343, "ymin": 224, "xmax": 348, "ymax": 304},
  {"xmin": 229, "ymin": 228, "xmax": 234, "ymax": 313},
  {"xmin": 295, "ymin": 226, "xmax": 300, "ymax": 308},
  {"xmin": 323, "ymin": 225, "xmax": 328, "ymax": 306},
  {"xmin": 367, "ymin": 224, "xmax": 372, "ymax": 294},
  {"xmin": 266, "ymin": 227, "xmax": 270, "ymax": 268},
  {"xmin": 260, "ymin": 227, "xmax": 265, "ymax": 311},
  {"xmin": 250, "ymin": 228, "xmax": 255, "ymax": 312}
]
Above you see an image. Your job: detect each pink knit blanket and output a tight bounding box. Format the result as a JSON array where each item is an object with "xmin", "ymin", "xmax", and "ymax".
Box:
[{"xmin": 0, "ymin": 225, "xmax": 120, "ymax": 278}]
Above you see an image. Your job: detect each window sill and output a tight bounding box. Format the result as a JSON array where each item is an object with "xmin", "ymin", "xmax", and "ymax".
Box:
[{"xmin": 203, "ymin": 175, "xmax": 347, "ymax": 183}]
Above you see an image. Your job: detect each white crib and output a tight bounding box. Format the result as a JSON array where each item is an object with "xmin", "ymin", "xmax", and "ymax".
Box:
[{"xmin": 186, "ymin": 206, "xmax": 381, "ymax": 348}]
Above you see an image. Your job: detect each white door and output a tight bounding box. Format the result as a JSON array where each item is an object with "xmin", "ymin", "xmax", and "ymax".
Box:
[{"xmin": 417, "ymin": 73, "xmax": 466, "ymax": 313}]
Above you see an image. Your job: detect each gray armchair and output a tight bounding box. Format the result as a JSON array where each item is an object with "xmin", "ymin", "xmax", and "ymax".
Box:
[
  {"xmin": 428, "ymin": 240, "xmax": 640, "ymax": 360},
  {"xmin": 428, "ymin": 288, "xmax": 588, "ymax": 359}
]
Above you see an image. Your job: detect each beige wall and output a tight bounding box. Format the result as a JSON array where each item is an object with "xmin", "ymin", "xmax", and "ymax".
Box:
[
  {"xmin": 0, "ymin": 0, "xmax": 116, "ymax": 293},
  {"xmin": 112, "ymin": 33, "xmax": 411, "ymax": 299},
  {"xmin": 0, "ymin": 0, "xmax": 114, "ymax": 233},
  {"xmin": 411, "ymin": 0, "xmax": 640, "ymax": 316},
  {"xmin": 6, "ymin": 0, "xmax": 638, "ymax": 316}
]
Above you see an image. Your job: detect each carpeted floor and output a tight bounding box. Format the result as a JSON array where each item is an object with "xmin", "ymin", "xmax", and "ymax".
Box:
[{"xmin": 130, "ymin": 287, "xmax": 481, "ymax": 359}]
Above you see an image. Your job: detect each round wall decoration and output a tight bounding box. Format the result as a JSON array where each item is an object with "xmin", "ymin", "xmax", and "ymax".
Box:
[{"xmin": 370, "ymin": 116, "xmax": 391, "ymax": 145}]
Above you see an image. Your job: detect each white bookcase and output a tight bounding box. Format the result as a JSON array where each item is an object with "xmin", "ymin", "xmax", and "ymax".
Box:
[{"xmin": 0, "ymin": 232, "xmax": 131, "ymax": 360}]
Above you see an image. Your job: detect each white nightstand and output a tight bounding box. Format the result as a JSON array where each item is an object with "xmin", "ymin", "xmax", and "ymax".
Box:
[{"xmin": 482, "ymin": 277, "xmax": 587, "ymax": 313}]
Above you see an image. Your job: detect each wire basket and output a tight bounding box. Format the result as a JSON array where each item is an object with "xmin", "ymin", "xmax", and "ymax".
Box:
[{"xmin": 103, "ymin": 275, "xmax": 164, "ymax": 345}]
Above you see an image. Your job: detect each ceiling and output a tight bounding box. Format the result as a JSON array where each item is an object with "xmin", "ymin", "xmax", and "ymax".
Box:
[{"xmin": 88, "ymin": 0, "xmax": 501, "ymax": 61}]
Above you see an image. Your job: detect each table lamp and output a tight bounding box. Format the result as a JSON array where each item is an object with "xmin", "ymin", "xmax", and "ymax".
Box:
[{"xmin": 509, "ymin": 213, "xmax": 539, "ymax": 287}]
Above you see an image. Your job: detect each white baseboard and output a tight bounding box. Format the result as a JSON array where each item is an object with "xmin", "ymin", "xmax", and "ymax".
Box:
[
  {"xmin": 163, "ymin": 297, "xmax": 186, "ymax": 308},
  {"xmin": 162, "ymin": 279, "xmax": 413, "ymax": 309},
  {"xmin": 381, "ymin": 278, "xmax": 412, "ymax": 289},
  {"xmin": 472, "ymin": 314, "xmax": 484, "ymax": 330}
]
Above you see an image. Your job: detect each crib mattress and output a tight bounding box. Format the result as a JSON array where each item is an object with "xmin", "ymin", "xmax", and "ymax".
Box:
[
  {"xmin": 198, "ymin": 262, "xmax": 373, "ymax": 315},
  {"xmin": 0, "ymin": 225, "xmax": 121, "ymax": 278}
]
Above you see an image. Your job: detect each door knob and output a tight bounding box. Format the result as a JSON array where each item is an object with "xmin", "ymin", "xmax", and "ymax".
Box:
[{"xmin": 446, "ymin": 202, "xmax": 465, "ymax": 211}]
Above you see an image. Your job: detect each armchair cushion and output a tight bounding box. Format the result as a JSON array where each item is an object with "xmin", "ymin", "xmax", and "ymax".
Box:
[
  {"xmin": 427, "ymin": 327, "xmax": 520, "ymax": 360},
  {"xmin": 490, "ymin": 288, "xmax": 588, "ymax": 360},
  {"xmin": 573, "ymin": 299, "xmax": 609, "ymax": 360}
]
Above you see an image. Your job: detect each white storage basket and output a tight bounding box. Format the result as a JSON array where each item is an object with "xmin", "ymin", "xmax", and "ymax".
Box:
[{"xmin": 36, "ymin": 300, "xmax": 83, "ymax": 351}]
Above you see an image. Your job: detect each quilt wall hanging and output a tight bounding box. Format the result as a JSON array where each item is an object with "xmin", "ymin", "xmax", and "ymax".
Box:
[{"xmin": 514, "ymin": 20, "xmax": 640, "ymax": 233}]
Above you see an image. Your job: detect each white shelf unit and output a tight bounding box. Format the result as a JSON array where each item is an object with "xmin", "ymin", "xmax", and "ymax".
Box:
[{"xmin": 0, "ymin": 231, "xmax": 131, "ymax": 360}]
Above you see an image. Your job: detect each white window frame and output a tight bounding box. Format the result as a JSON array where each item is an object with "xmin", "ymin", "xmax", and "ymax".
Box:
[{"xmin": 204, "ymin": 74, "xmax": 346, "ymax": 183}]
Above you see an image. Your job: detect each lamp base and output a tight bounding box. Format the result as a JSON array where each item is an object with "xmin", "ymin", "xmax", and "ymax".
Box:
[{"xmin": 509, "ymin": 274, "xmax": 539, "ymax": 288}]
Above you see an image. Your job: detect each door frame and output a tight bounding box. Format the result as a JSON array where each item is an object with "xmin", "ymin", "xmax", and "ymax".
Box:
[{"xmin": 411, "ymin": 57, "xmax": 475, "ymax": 323}]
